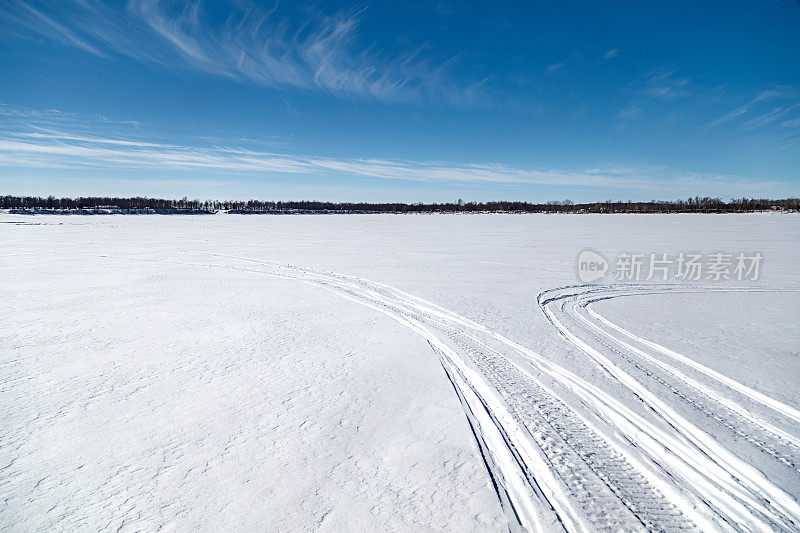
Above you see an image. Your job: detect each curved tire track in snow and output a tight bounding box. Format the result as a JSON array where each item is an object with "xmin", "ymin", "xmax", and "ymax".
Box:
[
  {"xmin": 171, "ymin": 252, "xmax": 709, "ymax": 531},
  {"xmin": 585, "ymin": 301, "xmax": 800, "ymax": 425},
  {"xmin": 87, "ymin": 252, "xmax": 800, "ymax": 531},
  {"xmin": 554, "ymin": 284, "xmax": 800, "ymax": 463},
  {"xmin": 572, "ymin": 298, "xmax": 800, "ymax": 467},
  {"xmin": 539, "ymin": 284, "xmax": 800, "ymax": 531}
]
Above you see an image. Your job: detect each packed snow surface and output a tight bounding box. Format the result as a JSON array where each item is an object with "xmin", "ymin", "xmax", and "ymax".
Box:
[{"xmin": 1, "ymin": 212, "xmax": 799, "ymax": 531}]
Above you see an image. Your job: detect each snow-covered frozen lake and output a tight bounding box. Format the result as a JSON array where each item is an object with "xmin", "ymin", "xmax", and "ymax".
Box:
[{"xmin": 2, "ymin": 212, "xmax": 799, "ymax": 531}]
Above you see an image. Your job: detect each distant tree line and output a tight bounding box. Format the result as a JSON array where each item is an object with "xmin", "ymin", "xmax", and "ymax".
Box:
[{"xmin": 2, "ymin": 195, "xmax": 798, "ymax": 213}]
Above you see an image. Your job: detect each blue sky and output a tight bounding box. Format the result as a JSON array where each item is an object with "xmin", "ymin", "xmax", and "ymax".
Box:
[{"xmin": 0, "ymin": 0, "xmax": 798, "ymax": 202}]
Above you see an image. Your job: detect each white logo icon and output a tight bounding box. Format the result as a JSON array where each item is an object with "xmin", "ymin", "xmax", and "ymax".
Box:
[{"xmin": 577, "ymin": 250, "xmax": 608, "ymax": 283}]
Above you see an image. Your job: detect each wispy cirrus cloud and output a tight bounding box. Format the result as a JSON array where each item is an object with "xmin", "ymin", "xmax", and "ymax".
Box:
[
  {"xmin": 706, "ymin": 85, "xmax": 800, "ymax": 149},
  {"xmin": 0, "ymin": 0, "xmax": 479, "ymax": 105},
  {"xmin": 545, "ymin": 62, "xmax": 566, "ymax": 75},
  {"xmin": 640, "ymin": 67, "xmax": 691, "ymax": 101},
  {"xmin": 0, "ymin": 117, "xmax": 784, "ymax": 196},
  {"xmin": 0, "ymin": 103, "xmax": 144, "ymax": 127},
  {"xmin": 705, "ymin": 106, "xmax": 748, "ymax": 129},
  {"xmin": 616, "ymin": 66, "xmax": 694, "ymax": 122}
]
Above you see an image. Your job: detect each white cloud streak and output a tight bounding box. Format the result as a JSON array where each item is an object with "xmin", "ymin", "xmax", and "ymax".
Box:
[
  {"xmin": 705, "ymin": 86, "xmax": 800, "ymax": 149},
  {"xmin": 705, "ymin": 106, "xmax": 748, "ymax": 128},
  {"xmin": 0, "ymin": 127, "xmax": 782, "ymax": 195},
  {"xmin": 0, "ymin": 0, "xmax": 478, "ymax": 104},
  {"xmin": 641, "ymin": 67, "xmax": 691, "ymax": 101}
]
